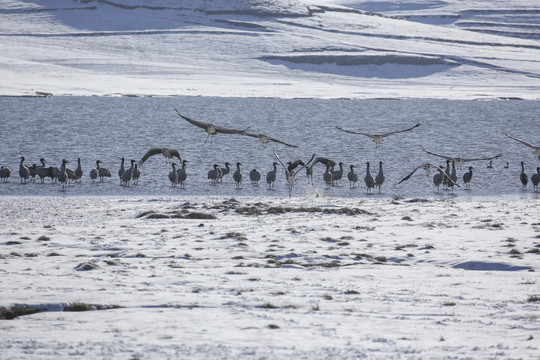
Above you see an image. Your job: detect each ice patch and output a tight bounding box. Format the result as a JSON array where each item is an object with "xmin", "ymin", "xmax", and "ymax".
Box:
[
  {"xmin": 262, "ymin": 54, "xmax": 460, "ymax": 78},
  {"xmin": 453, "ymin": 261, "xmax": 533, "ymax": 271}
]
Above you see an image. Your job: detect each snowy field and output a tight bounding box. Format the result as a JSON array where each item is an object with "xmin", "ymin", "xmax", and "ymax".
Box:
[
  {"xmin": 0, "ymin": 0, "xmax": 539, "ymax": 99},
  {"xmin": 1, "ymin": 196, "xmax": 539, "ymax": 359},
  {"xmin": 1, "ymin": 0, "xmax": 540, "ymax": 358}
]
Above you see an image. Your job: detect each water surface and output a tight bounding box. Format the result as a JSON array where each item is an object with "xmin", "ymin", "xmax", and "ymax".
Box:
[{"xmin": 1, "ymin": 96, "xmax": 538, "ymax": 198}]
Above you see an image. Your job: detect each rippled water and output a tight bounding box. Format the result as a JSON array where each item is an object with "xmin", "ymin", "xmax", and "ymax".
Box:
[{"xmin": 0, "ymin": 96, "xmax": 539, "ymax": 198}]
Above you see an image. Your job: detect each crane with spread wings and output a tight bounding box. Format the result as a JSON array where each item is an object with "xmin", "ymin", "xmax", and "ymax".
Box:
[
  {"xmin": 240, "ymin": 131, "xmax": 297, "ymax": 148},
  {"xmin": 397, "ymin": 163, "xmax": 459, "ymax": 188},
  {"xmin": 273, "ymin": 151, "xmax": 315, "ymax": 197},
  {"xmin": 174, "ymin": 109, "xmax": 246, "ymax": 144},
  {"xmin": 138, "ymin": 148, "xmax": 181, "ymax": 166},
  {"xmin": 336, "ymin": 123, "xmax": 420, "ymax": 148},
  {"xmin": 419, "ymin": 145, "xmax": 502, "ymax": 169}
]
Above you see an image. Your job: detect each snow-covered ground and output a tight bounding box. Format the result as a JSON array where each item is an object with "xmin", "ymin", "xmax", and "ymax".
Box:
[
  {"xmin": 0, "ymin": 0, "xmax": 539, "ymax": 99},
  {"xmin": 0, "ymin": 196, "xmax": 539, "ymax": 358}
]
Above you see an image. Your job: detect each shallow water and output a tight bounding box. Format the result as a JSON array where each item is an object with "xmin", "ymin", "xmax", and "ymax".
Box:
[{"xmin": 0, "ymin": 96, "xmax": 539, "ymax": 198}]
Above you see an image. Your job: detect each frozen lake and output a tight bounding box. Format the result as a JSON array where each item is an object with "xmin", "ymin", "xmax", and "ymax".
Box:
[{"xmin": 1, "ymin": 96, "xmax": 539, "ymax": 198}]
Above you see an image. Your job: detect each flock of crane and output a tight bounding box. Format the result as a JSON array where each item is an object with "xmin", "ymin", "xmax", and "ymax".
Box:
[{"xmin": 1, "ymin": 109, "xmax": 539, "ymax": 195}]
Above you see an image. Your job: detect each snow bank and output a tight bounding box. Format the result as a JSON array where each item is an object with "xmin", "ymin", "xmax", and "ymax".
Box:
[
  {"xmin": 0, "ymin": 196, "xmax": 538, "ymax": 358},
  {"xmin": 0, "ymin": 0, "xmax": 539, "ymax": 99}
]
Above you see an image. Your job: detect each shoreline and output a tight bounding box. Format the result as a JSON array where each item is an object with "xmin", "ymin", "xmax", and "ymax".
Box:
[
  {"xmin": 0, "ymin": 93, "xmax": 538, "ymax": 101},
  {"xmin": 1, "ymin": 193, "xmax": 538, "ymax": 201}
]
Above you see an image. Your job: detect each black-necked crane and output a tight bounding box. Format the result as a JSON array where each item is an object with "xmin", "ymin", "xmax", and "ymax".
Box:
[
  {"xmin": 347, "ymin": 165, "xmax": 358, "ymax": 188},
  {"xmin": 336, "ymin": 123, "xmax": 420, "ymax": 148},
  {"xmin": 175, "ymin": 109, "xmax": 246, "ymax": 144},
  {"xmin": 364, "ymin": 162, "xmax": 375, "ymax": 193},
  {"xmin": 139, "ymin": 148, "xmax": 181, "ymax": 166},
  {"xmin": 419, "ymin": 145, "xmax": 502, "ymax": 170}
]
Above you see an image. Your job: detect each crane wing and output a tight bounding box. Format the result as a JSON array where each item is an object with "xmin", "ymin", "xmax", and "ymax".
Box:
[
  {"xmin": 273, "ymin": 150, "xmax": 291, "ymax": 176},
  {"xmin": 264, "ymin": 135, "xmax": 297, "ymax": 148},
  {"xmin": 336, "ymin": 126, "xmax": 376, "ymax": 139},
  {"xmin": 168, "ymin": 149, "xmax": 182, "ymax": 161},
  {"xmin": 398, "ymin": 163, "xmax": 459, "ymax": 187},
  {"xmin": 138, "ymin": 148, "xmax": 162, "ymax": 166},
  {"xmin": 240, "ymin": 131, "xmax": 260, "ymax": 139},
  {"xmin": 241, "ymin": 131, "xmax": 298, "ymax": 147},
  {"xmin": 175, "ymin": 108, "xmax": 244, "ymax": 134},
  {"xmin": 418, "ymin": 145, "xmax": 454, "ymax": 161},
  {"xmin": 380, "ymin": 123, "xmax": 420, "ymax": 137},
  {"xmin": 461, "ymin": 153, "xmax": 503, "ymax": 162},
  {"xmin": 287, "ymin": 159, "xmax": 305, "ymax": 173},
  {"xmin": 397, "ymin": 164, "xmax": 428, "ymax": 184},
  {"xmin": 174, "ymin": 109, "xmax": 209, "ymax": 130},
  {"xmin": 312, "ymin": 157, "xmax": 336, "ymax": 168},
  {"xmin": 499, "ymin": 129, "xmax": 537, "ymax": 149},
  {"xmin": 441, "ymin": 166, "xmax": 460, "ymax": 187},
  {"xmin": 294, "ymin": 153, "xmax": 316, "ymax": 176},
  {"xmin": 212, "ymin": 124, "xmax": 246, "ymax": 134}
]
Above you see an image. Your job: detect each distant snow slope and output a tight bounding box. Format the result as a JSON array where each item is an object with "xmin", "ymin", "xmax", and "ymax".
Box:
[{"xmin": 0, "ymin": 0, "xmax": 539, "ymax": 98}]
